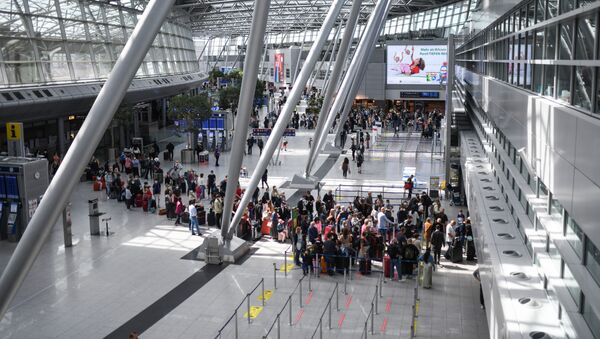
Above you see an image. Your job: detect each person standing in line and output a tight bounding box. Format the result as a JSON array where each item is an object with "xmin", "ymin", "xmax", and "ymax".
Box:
[
  {"xmin": 213, "ymin": 194, "xmax": 223, "ymax": 229},
  {"xmin": 431, "ymin": 225, "xmax": 445, "ymax": 264},
  {"xmin": 189, "ymin": 200, "xmax": 201, "ymax": 236},
  {"xmin": 152, "ymin": 179, "xmax": 161, "ymax": 209},
  {"xmin": 387, "ymin": 238, "xmax": 402, "ymax": 280}
]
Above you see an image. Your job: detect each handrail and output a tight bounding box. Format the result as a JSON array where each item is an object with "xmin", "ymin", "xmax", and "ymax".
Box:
[
  {"xmin": 215, "ymin": 278, "xmax": 266, "ymax": 339},
  {"xmin": 262, "ymin": 274, "xmax": 311, "ymax": 339},
  {"xmin": 360, "ymin": 280, "xmax": 381, "ymax": 339},
  {"xmin": 410, "ymin": 264, "xmax": 421, "ymax": 338},
  {"xmin": 309, "ymin": 282, "xmax": 340, "ymax": 339}
]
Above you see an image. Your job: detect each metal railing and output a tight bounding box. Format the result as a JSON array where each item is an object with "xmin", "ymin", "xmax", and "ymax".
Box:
[
  {"xmin": 410, "ymin": 264, "xmax": 422, "ymax": 338},
  {"xmin": 332, "ymin": 183, "xmax": 429, "ymax": 207},
  {"xmin": 360, "ymin": 278, "xmax": 382, "ymax": 339},
  {"xmin": 309, "ymin": 282, "xmax": 340, "ymax": 339},
  {"xmin": 215, "ymin": 278, "xmax": 266, "ymax": 339},
  {"xmin": 263, "ymin": 274, "xmax": 311, "ymax": 339}
]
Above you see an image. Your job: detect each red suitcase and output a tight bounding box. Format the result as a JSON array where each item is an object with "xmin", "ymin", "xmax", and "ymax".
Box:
[
  {"xmin": 135, "ymin": 194, "xmax": 143, "ymax": 208},
  {"xmin": 93, "ymin": 181, "xmax": 101, "ymax": 191},
  {"xmin": 383, "ymin": 255, "xmax": 391, "ymax": 278}
]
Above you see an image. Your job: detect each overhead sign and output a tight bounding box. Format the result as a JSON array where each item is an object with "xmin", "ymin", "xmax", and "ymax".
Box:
[
  {"xmin": 6, "ymin": 122, "xmax": 22, "ymax": 141},
  {"xmin": 252, "ymin": 128, "xmax": 296, "ymax": 137}
]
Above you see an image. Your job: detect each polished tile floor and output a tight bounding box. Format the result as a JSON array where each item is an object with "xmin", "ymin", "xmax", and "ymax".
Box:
[{"xmin": 0, "ymin": 107, "xmax": 488, "ymax": 338}]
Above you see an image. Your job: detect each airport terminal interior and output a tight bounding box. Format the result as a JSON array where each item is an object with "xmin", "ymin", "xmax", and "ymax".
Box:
[{"xmin": 0, "ymin": 0, "xmax": 599, "ymax": 338}]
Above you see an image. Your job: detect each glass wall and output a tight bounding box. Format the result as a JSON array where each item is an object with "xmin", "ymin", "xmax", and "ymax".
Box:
[
  {"xmin": 0, "ymin": 0, "xmax": 198, "ymax": 87},
  {"xmin": 456, "ymin": 0, "xmax": 600, "ymax": 115}
]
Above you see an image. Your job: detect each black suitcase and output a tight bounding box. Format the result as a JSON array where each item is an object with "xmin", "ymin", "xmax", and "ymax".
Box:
[
  {"xmin": 198, "ymin": 210, "xmax": 206, "ymax": 225},
  {"xmin": 359, "ymin": 258, "xmax": 371, "ymax": 274},
  {"xmin": 336, "ymin": 255, "xmax": 349, "ymax": 273},
  {"xmin": 163, "ymin": 151, "xmax": 169, "ymax": 161},
  {"xmin": 207, "ymin": 209, "xmax": 216, "ymax": 226},
  {"xmin": 181, "ymin": 212, "xmax": 190, "ymax": 224},
  {"xmin": 451, "ymin": 244, "xmax": 463, "ymax": 263}
]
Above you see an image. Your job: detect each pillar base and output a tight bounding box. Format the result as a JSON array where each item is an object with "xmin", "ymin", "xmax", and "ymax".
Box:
[
  {"xmin": 289, "ymin": 174, "xmax": 321, "ymax": 190},
  {"xmin": 322, "ymin": 142, "xmax": 342, "ymax": 155},
  {"xmin": 196, "ymin": 234, "xmax": 250, "ymax": 264}
]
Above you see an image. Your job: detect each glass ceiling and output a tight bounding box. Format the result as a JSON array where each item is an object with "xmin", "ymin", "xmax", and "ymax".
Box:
[{"xmin": 175, "ymin": 0, "xmax": 461, "ymax": 36}]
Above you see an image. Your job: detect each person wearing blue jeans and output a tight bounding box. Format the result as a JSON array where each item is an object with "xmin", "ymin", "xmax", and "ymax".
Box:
[{"xmin": 189, "ymin": 201, "xmax": 201, "ymax": 236}]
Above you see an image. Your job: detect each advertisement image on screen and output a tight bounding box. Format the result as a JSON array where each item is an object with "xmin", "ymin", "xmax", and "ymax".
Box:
[
  {"xmin": 387, "ymin": 45, "xmax": 448, "ymax": 85},
  {"xmin": 274, "ymin": 52, "xmax": 284, "ymax": 83}
]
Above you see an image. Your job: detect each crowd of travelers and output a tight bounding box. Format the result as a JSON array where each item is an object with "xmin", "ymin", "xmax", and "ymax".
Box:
[{"xmin": 282, "ymin": 189, "xmax": 476, "ymax": 284}]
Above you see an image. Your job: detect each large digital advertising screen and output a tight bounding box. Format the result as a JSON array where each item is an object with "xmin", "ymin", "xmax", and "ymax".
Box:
[
  {"xmin": 274, "ymin": 52, "xmax": 284, "ymax": 83},
  {"xmin": 387, "ymin": 45, "xmax": 448, "ymax": 85}
]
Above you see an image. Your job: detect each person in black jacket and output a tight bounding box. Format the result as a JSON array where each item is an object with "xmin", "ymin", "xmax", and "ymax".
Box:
[
  {"xmin": 431, "ymin": 225, "xmax": 445, "ymax": 264},
  {"xmin": 323, "ymin": 234, "xmax": 338, "ymax": 275},
  {"xmin": 387, "ymin": 238, "xmax": 402, "ymax": 280}
]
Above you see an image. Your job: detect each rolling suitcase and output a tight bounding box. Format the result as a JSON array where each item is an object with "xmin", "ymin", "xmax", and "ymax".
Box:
[
  {"xmin": 207, "ymin": 209, "xmax": 216, "ymax": 226},
  {"xmin": 451, "ymin": 243, "xmax": 463, "ymax": 263},
  {"xmin": 198, "ymin": 210, "xmax": 206, "ymax": 225},
  {"xmin": 181, "ymin": 212, "xmax": 190, "ymax": 224},
  {"xmin": 159, "ymin": 208, "xmax": 167, "ymax": 216},
  {"xmin": 383, "ymin": 255, "xmax": 391, "ymax": 278},
  {"xmin": 359, "ymin": 258, "xmax": 371, "ymax": 275},
  {"xmin": 422, "ymin": 262, "xmax": 433, "ymax": 289},
  {"xmin": 135, "ymin": 194, "xmax": 143, "ymax": 208},
  {"xmin": 320, "ymin": 255, "xmax": 327, "ymax": 274},
  {"xmin": 335, "ymin": 255, "xmax": 348, "ymax": 273}
]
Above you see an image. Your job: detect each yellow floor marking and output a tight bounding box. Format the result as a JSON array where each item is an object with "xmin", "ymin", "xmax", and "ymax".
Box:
[
  {"xmin": 258, "ymin": 290, "xmax": 273, "ymax": 301},
  {"xmin": 280, "ymin": 263, "xmax": 294, "ymax": 272},
  {"xmin": 244, "ymin": 306, "xmax": 264, "ymax": 319}
]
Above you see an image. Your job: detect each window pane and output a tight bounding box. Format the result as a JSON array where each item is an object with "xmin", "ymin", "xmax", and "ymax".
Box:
[
  {"xmin": 576, "ymin": 14, "xmax": 596, "ymax": 60},
  {"xmin": 560, "ymin": 0, "xmax": 575, "ymax": 14},
  {"xmin": 573, "ymin": 66, "xmax": 593, "ymax": 111},
  {"xmin": 547, "ymin": 0, "xmax": 558, "ymax": 19},
  {"xmin": 545, "ymin": 25, "xmax": 557, "ymax": 59},
  {"xmin": 587, "ymin": 240, "xmax": 600, "ymax": 287},
  {"xmin": 534, "ymin": 29, "xmax": 544, "ymax": 59},
  {"xmin": 563, "ymin": 262, "xmax": 580, "ymax": 307},
  {"xmin": 558, "ymin": 21, "xmax": 573, "ymax": 60},
  {"xmin": 544, "ymin": 65, "xmax": 555, "ymax": 97},
  {"xmin": 557, "ymin": 66, "xmax": 571, "ymax": 103},
  {"xmin": 536, "ymin": 0, "xmax": 545, "ymax": 23},
  {"xmin": 566, "ymin": 215, "xmax": 583, "ymax": 258}
]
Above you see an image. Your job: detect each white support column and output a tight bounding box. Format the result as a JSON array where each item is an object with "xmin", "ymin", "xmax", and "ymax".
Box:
[
  {"xmin": 308, "ymin": 0, "xmax": 391, "ymax": 175},
  {"xmin": 227, "ymin": 0, "xmax": 345, "ymax": 237},
  {"xmin": 0, "ymin": 0, "xmax": 176, "ymax": 320},
  {"xmin": 304, "ymin": 0, "xmax": 362, "ymax": 177},
  {"xmin": 220, "ymin": 0, "xmax": 272, "ymax": 239}
]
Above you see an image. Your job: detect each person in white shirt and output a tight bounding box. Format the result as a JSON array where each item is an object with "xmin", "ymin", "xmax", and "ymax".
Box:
[
  {"xmin": 189, "ymin": 201, "xmax": 201, "ymax": 236},
  {"xmin": 377, "ymin": 207, "xmax": 395, "ymax": 241},
  {"xmin": 446, "ymin": 220, "xmax": 456, "ymax": 247},
  {"xmin": 197, "ymin": 173, "xmax": 206, "ymax": 200}
]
